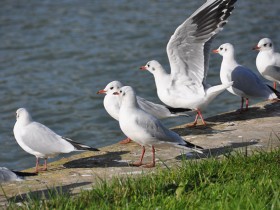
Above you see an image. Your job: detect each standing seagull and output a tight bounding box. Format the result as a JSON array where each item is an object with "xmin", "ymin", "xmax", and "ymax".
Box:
[
  {"xmin": 97, "ymin": 81, "xmax": 190, "ymax": 144},
  {"xmin": 140, "ymin": 0, "xmax": 236, "ymax": 126},
  {"xmin": 116, "ymin": 86, "xmax": 203, "ymax": 168},
  {"xmin": 13, "ymin": 108, "xmax": 99, "ymax": 173},
  {"xmin": 213, "ymin": 43, "xmax": 279, "ymax": 111},
  {"xmin": 253, "ymin": 38, "xmax": 280, "ymax": 89}
]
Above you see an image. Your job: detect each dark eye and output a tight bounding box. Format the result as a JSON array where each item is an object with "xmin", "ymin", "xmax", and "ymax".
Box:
[
  {"xmin": 264, "ymin": 43, "xmax": 267, "ymax": 47},
  {"xmin": 120, "ymin": 90, "xmax": 122, "ymax": 93},
  {"xmin": 269, "ymin": 43, "xmax": 272, "ymax": 47},
  {"xmin": 220, "ymin": 47, "xmax": 223, "ymax": 50},
  {"xmin": 147, "ymin": 64, "xmax": 150, "ymax": 67},
  {"xmin": 110, "ymin": 87, "xmax": 113, "ymax": 90}
]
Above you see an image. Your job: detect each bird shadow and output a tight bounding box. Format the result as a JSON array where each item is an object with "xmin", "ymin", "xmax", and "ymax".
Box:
[
  {"xmin": 175, "ymin": 140, "xmax": 260, "ymax": 160},
  {"xmin": 63, "ymin": 151, "xmax": 131, "ymax": 168},
  {"xmin": 206, "ymin": 102, "xmax": 280, "ymax": 123},
  {"xmin": 171, "ymin": 123, "xmax": 234, "ymax": 136},
  {"xmin": 7, "ymin": 182, "xmax": 92, "ymax": 203}
]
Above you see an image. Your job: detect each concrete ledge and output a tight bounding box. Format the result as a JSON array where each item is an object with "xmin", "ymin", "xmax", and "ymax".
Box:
[{"xmin": 1, "ymin": 101, "xmax": 279, "ymax": 206}]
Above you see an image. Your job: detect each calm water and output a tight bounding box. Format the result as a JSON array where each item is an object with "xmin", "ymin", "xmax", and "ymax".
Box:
[{"xmin": 0, "ymin": 0, "xmax": 279, "ymax": 170}]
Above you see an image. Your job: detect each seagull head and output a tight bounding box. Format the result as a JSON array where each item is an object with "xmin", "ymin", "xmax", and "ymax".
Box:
[
  {"xmin": 97, "ymin": 81, "xmax": 123, "ymax": 95},
  {"xmin": 114, "ymin": 86, "xmax": 137, "ymax": 106},
  {"xmin": 15, "ymin": 108, "xmax": 33, "ymax": 125},
  {"xmin": 253, "ymin": 38, "xmax": 274, "ymax": 52},
  {"xmin": 140, "ymin": 60, "xmax": 164, "ymax": 75},
  {"xmin": 212, "ymin": 43, "xmax": 234, "ymax": 57}
]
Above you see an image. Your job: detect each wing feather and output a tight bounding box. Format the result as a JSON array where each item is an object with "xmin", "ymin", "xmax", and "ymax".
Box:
[
  {"xmin": 21, "ymin": 122, "xmax": 74, "ymax": 156},
  {"xmin": 167, "ymin": 0, "xmax": 236, "ymax": 87}
]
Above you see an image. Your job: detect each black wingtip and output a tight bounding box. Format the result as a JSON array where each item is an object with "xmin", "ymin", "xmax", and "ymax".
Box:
[
  {"xmin": 166, "ymin": 106, "xmax": 192, "ymax": 114},
  {"xmin": 179, "ymin": 142, "xmax": 204, "ymax": 150},
  {"xmin": 87, "ymin": 147, "xmax": 100, "ymax": 152},
  {"xmin": 62, "ymin": 137, "xmax": 100, "ymax": 152},
  {"xmin": 267, "ymin": 85, "xmax": 280, "ymax": 98},
  {"xmin": 12, "ymin": 171, "xmax": 38, "ymax": 177}
]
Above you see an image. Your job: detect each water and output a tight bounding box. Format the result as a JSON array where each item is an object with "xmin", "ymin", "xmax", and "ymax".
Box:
[{"xmin": 0, "ymin": 0, "xmax": 279, "ymax": 170}]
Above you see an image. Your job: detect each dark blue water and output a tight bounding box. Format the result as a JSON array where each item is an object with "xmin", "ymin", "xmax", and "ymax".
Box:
[{"xmin": 0, "ymin": 0, "xmax": 279, "ymax": 170}]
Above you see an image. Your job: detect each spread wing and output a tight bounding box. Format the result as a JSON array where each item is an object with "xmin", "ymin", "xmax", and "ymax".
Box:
[{"xmin": 167, "ymin": 0, "xmax": 236, "ymax": 87}]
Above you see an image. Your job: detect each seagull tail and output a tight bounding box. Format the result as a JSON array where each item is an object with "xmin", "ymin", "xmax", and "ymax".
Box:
[
  {"xmin": 179, "ymin": 141, "xmax": 203, "ymax": 154},
  {"xmin": 191, "ymin": 148, "xmax": 203, "ymax": 154},
  {"xmin": 267, "ymin": 85, "xmax": 280, "ymax": 98},
  {"xmin": 12, "ymin": 171, "xmax": 38, "ymax": 177},
  {"xmin": 62, "ymin": 137, "xmax": 100, "ymax": 151},
  {"xmin": 205, "ymin": 81, "xmax": 233, "ymax": 103},
  {"xmin": 166, "ymin": 107, "xmax": 191, "ymax": 116}
]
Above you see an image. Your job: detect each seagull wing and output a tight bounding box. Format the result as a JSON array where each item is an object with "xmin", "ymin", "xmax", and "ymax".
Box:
[
  {"xmin": 167, "ymin": 0, "xmax": 236, "ymax": 90},
  {"xmin": 21, "ymin": 122, "xmax": 75, "ymax": 156}
]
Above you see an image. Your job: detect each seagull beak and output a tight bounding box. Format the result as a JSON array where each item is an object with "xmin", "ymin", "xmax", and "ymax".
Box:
[
  {"xmin": 140, "ymin": 66, "xmax": 147, "ymax": 70},
  {"xmin": 97, "ymin": 89, "xmax": 106, "ymax": 94},
  {"xmin": 252, "ymin": 45, "xmax": 260, "ymax": 51},
  {"xmin": 212, "ymin": 49, "xmax": 219, "ymax": 54},
  {"xmin": 113, "ymin": 92, "xmax": 119, "ymax": 95}
]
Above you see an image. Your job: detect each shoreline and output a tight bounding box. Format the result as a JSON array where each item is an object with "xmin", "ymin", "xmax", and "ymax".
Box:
[{"xmin": 1, "ymin": 100, "xmax": 279, "ymax": 206}]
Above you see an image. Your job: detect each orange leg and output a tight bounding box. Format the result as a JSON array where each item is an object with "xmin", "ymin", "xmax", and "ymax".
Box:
[
  {"xmin": 35, "ymin": 157, "xmax": 39, "ymax": 173},
  {"xmin": 187, "ymin": 109, "xmax": 206, "ymax": 127},
  {"xmin": 42, "ymin": 158, "xmax": 48, "ymax": 171},
  {"xmin": 143, "ymin": 146, "xmax": 156, "ymax": 168},
  {"xmin": 132, "ymin": 146, "xmax": 145, "ymax": 167},
  {"xmin": 119, "ymin": 137, "xmax": 132, "ymax": 144},
  {"xmin": 240, "ymin": 97, "xmax": 249, "ymax": 113}
]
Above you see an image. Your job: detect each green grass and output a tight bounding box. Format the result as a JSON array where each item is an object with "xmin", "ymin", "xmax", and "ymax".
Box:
[{"xmin": 8, "ymin": 148, "xmax": 280, "ymax": 210}]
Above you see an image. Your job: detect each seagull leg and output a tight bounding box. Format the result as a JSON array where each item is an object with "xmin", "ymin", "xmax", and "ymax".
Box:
[
  {"xmin": 132, "ymin": 146, "xmax": 145, "ymax": 167},
  {"xmin": 273, "ymin": 82, "xmax": 277, "ymax": 89},
  {"xmin": 143, "ymin": 146, "xmax": 156, "ymax": 168},
  {"xmin": 239, "ymin": 97, "xmax": 244, "ymax": 113},
  {"xmin": 119, "ymin": 137, "xmax": 132, "ymax": 144},
  {"xmin": 245, "ymin": 98, "xmax": 249, "ymax": 111},
  {"xmin": 187, "ymin": 110, "xmax": 206, "ymax": 127},
  {"xmin": 35, "ymin": 157, "xmax": 39, "ymax": 173},
  {"xmin": 187, "ymin": 113, "xmax": 199, "ymax": 127},
  {"xmin": 197, "ymin": 110, "xmax": 206, "ymax": 125},
  {"xmin": 42, "ymin": 158, "xmax": 48, "ymax": 171}
]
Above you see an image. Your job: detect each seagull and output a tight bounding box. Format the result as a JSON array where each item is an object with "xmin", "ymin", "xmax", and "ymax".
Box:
[
  {"xmin": 140, "ymin": 0, "xmax": 236, "ymax": 126},
  {"xmin": 213, "ymin": 43, "xmax": 279, "ymax": 111},
  {"xmin": 115, "ymin": 86, "xmax": 203, "ymax": 168},
  {"xmin": 13, "ymin": 108, "xmax": 99, "ymax": 173},
  {"xmin": 253, "ymin": 38, "xmax": 280, "ymax": 89},
  {"xmin": 97, "ymin": 81, "xmax": 190, "ymax": 144},
  {"xmin": 0, "ymin": 167, "xmax": 37, "ymax": 183}
]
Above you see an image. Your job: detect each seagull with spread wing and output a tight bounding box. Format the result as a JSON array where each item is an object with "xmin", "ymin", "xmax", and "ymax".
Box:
[{"xmin": 140, "ymin": 0, "xmax": 236, "ymax": 126}]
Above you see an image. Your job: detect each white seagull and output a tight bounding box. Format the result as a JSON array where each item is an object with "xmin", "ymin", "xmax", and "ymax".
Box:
[
  {"xmin": 140, "ymin": 0, "xmax": 236, "ymax": 126},
  {"xmin": 13, "ymin": 108, "xmax": 99, "ymax": 173},
  {"xmin": 97, "ymin": 81, "xmax": 190, "ymax": 144},
  {"xmin": 115, "ymin": 86, "xmax": 203, "ymax": 168},
  {"xmin": 213, "ymin": 43, "xmax": 279, "ymax": 111},
  {"xmin": 0, "ymin": 167, "xmax": 37, "ymax": 183},
  {"xmin": 253, "ymin": 38, "xmax": 280, "ymax": 89}
]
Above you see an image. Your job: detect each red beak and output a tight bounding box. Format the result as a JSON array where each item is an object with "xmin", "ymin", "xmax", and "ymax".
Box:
[
  {"xmin": 97, "ymin": 89, "xmax": 106, "ymax": 94},
  {"xmin": 252, "ymin": 45, "xmax": 260, "ymax": 51},
  {"xmin": 212, "ymin": 49, "xmax": 219, "ymax": 54},
  {"xmin": 140, "ymin": 66, "xmax": 147, "ymax": 70}
]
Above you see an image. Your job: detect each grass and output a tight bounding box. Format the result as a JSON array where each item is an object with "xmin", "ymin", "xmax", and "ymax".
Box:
[{"xmin": 7, "ymin": 148, "xmax": 280, "ymax": 210}]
